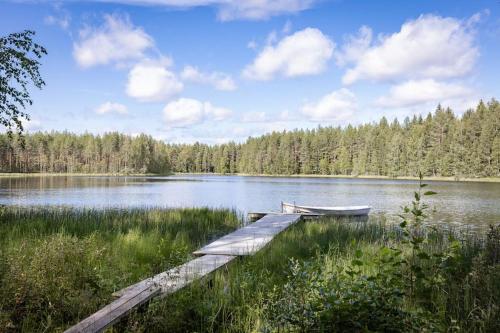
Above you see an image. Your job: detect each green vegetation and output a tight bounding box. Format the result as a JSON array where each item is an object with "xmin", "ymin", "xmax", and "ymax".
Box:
[
  {"xmin": 0, "ymin": 133, "xmax": 172, "ymax": 174},
  {"xmin": 0, "ymin": 207, "xmax": 240, "ymax": 332},
  {"xmin": 1, "ymin": 99, "xmax": 499, "ymax": 178},
  {"xmin": 113, "ymin": 179, "xmax": 499, "ymax": 332},
  {"xmin": 0, "ymin": 180, "xmax": 498, "ymax": 332},
  {"xmin": 0, "ymin": 30, "xmax": 46, "ymax": 135}
]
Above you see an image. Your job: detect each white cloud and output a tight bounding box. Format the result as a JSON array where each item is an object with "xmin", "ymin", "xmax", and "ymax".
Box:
[
  {"xmin": 282, "ymin": 20, "xmax": 292, "ymax": 34},
  {"xmin": 301, "ymin": 88, "xmax": 357, "ymax": 121},
  {"xmin": 44, "ymin": 14, "xmax": 70, "ymax": 30},
  {"xmin": 73, "ymin": 14, "xmax": 153, "ymax": 68},
  {"xmin": 341, "ymin": 14, "xmax": 479, "ymax": 85},
  {"xmin": 163, "ymin": 98, "xmax": 232, "ymax": 127},
  {"xmin": 203, "ymin": 102, "xmax": 232, "ymax": 120},
  {"xmin": 180, "ymin": 66, "xmax": 237, "ymax": 91},
  {"xmin": 126, "ymin": 58, "xmax": 183, "ymax": 102},
  {"xmin": 103, "ymin": 1, "xmax": 315, "ymax": 21},
  {"xmin": 22, "ymin": 118, "xmax": 43, "ymax": 132},
  {"xmin": 243, "ymin": 27, "xmax": 334, "ymax": 80},
  {"xmin": 375, "ymin": 79, "xmax": 473, "ymax": 108},
  {"xmin": 95, "ymin": 102, "xmax": 128, "ymax": 114},
  {"xmin": 334, "ymin": 25, "xmax": 372, "ymax": 66},
  {"xmin": 242, "ymin": 111, "xmax": 267, "ymax": 122},
  {"xmin": 266, "ymin": 30, "xmax": 278, "ymax": 45},
  {"xmin": 217, "ymin": 0, "xmax": 315, "ymax": 21},
  {"xmin": 247, "ymin": 40, "xmax": 258, "ymax": 50}
]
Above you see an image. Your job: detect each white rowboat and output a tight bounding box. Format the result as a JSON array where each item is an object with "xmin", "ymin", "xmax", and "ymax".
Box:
[{"xmin": 281, "ymin": 202, "xmax": 371, "ymax": 216}]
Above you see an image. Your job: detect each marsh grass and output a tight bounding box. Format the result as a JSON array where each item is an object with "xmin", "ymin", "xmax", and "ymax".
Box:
[
  {"xmin": 0, "ymin": 207, "xmax": 240, "ymax": 332},
  {"xmin": 119, "ymin": 218, "xmax": 499, "ymax": 333},
  {"xmin": 0, "ymin": 206, "xmax": 498, "ymax": 332}
]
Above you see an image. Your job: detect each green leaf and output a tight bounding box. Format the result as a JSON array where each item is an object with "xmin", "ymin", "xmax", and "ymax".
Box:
[
  {"xmin": 351, "ymin": 259, "xmax": 363, "ymax": 266},
  {"xmin": 355, "ymin": 249, "xmax": 363, "ymax": 258},
  {"xmin": 424, "ymin": 191, "xmax": 437, "ymax": 196},
  {"xmin": 417, "ymin": 252, "xmax": 430, "ymax": 260}
]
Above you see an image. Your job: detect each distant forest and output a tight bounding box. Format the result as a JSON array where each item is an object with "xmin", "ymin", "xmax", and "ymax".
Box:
[{"xmin": 0, "ymin": 99, "xmax": 499, "ymax": 178}]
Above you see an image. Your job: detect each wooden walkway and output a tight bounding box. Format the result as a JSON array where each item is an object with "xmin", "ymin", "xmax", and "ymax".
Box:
[
  {"xmin": 64, "ymin": 214, "xmax": 302, "ymax": 333},
  {"xmin": 194, "ymin": 214, "xmax": 302, "ymax": 256}
]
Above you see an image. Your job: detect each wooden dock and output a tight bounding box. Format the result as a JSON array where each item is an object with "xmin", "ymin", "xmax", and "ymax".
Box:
[
  {"xmin": 194, "ymin": 214, "xmax": 302, "ymax": 256},
  {"xmin": 64, "ymin": 213, "xmax": 302, "ymax": 333},
  {"xmin": 65, "ymin": 254, "xmax": 235, "ymax": 333}
]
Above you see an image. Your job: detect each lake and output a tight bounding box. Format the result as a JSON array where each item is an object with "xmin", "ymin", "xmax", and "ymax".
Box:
[{"xmin": 0, "ymin": 175, "xmax": 499, "ymax": 228}]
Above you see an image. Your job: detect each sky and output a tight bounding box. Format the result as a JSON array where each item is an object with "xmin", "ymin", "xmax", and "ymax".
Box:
[{"xmin": 0, "ymin": 0, "xmax": 499, "ymax": 144}]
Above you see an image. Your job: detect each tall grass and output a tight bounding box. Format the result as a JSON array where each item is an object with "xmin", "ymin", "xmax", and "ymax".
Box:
[
  {"xmin": 118, "ymin": 218, "xmax": 499, "ymax": 332},
  {"xmin": 0, "ymin": 207, "xmax": 240, "ymax": 332},
  {"xmin": 0, "ymin": 206, "xmax": 498, "ymax": 332}
]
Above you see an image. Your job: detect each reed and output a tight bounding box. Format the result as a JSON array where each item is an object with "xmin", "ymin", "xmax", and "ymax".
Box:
[
  {"xmin": 118, "ymin": 218, "xmax": 499, "ymax": 333},
  {"xmin": 0, "ymin": 207, "xmax": 240, "ymax": 332},
  {"xmin": 0, "ymin": 207, "xmax": 498, "ymax": 332}
]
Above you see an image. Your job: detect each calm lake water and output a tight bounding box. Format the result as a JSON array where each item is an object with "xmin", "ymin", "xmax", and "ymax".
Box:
[{"xmin": 0, "ymin": 175, "xmax": 499, "ymax": 227}]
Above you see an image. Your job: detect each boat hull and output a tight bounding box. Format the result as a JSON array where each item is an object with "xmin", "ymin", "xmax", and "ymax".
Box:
[{"xmin": 282, "ymin": 202, "xmax": 371, "ymax": 216}]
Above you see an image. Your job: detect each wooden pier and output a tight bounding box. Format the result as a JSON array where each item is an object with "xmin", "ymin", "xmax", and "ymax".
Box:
[
  {"xmin": 194, "ymin": 214, "xmax": 302, "ymax": 256},
  {"xmin": 64, "ymin": 213, "xmax": 303, "ymax": 333}
]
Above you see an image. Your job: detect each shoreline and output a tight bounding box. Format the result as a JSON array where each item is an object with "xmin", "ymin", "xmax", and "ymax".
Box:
[
  {"xmin": 0, "ymin": 172, "xmax": 170, "ymax": 178},
  {"xmin": 0, "ymin": 172, "xmax": 499, "ymax": 183},
  {"xmin": 231, "ymin": 173, "xmax": 500, "ymax": 183}
]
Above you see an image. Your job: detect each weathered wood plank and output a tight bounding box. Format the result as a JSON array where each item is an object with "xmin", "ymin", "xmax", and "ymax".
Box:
[
  {"xmin": 65, "ymin": 283, "xmax": 160, "ymax": 333},
  {"xmin": 113, "ymin": 254, "xmax": 235, "ymax": 298},
  {"xmin": 247, "ymin": 212, "xmax": 322, "ymax": 222},
  {"xmin": 193, "ymin": 214, "xmax": 302, "ymax": 256},
  {"xmin": 65, "ymin": 255, "xmax": 235, "ymax": 333},
  {"xmin": 66, "ymin": 213, "xmax": 304, "ymax": 332}
]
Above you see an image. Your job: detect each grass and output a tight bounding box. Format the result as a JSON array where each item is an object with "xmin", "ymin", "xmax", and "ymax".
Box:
[
  {"xmin": 0, "ymin": 206, "xmax": 498, "ymax": 332},
  {"xmin": 0, "ymin": 207, "xmax": 240, "ymax": 332},
  {"xmin": 116, "ymin": 218, "xmax": 499, "ymax": 332}
]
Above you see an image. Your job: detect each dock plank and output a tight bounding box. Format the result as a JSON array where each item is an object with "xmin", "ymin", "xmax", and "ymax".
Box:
[
  {"xmin": 113, "ymin": 254, "xmax": 235, "ymax": 298},
  {"xmin": 65, "ymin": 254, "xmax": 235, "ymax": 333},
  {"xmin": 193, "ymin": 214, "xmax": 302, "ymax": 256}
]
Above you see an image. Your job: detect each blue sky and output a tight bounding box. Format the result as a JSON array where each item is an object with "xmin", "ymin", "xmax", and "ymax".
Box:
[{"xmin": 1, "ymin": 0, "xmax": 499, "ymax": 143}]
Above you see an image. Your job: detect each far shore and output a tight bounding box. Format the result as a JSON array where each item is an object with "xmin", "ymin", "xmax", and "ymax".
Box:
[
  {"xmin": 1, "ymin": 172, "xmax": 499, "ymax": 183},
  {"xmin": 0, "ymin": 172, "xmax": 168, "ymax": 177}
]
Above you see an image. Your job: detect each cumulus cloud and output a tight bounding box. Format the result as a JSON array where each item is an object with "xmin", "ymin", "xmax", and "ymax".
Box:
[
  {"xmin": 241, "ymin": 111, "xmax": 267, "ymax": 122},
  {"xmin": 375, "ymin": 79, "xmax": 473, "ymax": 108},
  {"xmin": 99, "ymin": 1, "xmax": 315, "ymax": 21},
  {"xmin": 243, "ymin": 27, "xmax": 334, "ymax": 80},
  {"xmin": 95, "ymin": 102, "xmax": 128, "ymax": 114},
  {"xmin": 301, "ymin": 88, "xmax": 357, "ymax": 121},
  {"xmin": 341, "ymin": 14, "xmax": 479, "ymax": 85},
  {"xmin": 73, "ymin": 14, "xmax": 154, "ymax": 68},
  {"xmin": 181, "ymin": 66, "xmax": 237, "ymax": 91},
  {"xmin": 163, "ymin": 98, "xmax": 232, "ymax": 127},
  {"xmin": 126, "ymin": 58, "xmax": 183, "ymax": 102},
  {"xmin": 334, "ymin": 25, "xmax": 372, "ymax": 66}
]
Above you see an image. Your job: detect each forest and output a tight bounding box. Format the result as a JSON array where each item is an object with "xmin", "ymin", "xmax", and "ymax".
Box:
[{"xmin": 0, "ymin": 99, "xmax": 499, "ymax": 178}]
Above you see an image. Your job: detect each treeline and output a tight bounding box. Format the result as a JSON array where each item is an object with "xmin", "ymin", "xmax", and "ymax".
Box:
[
  {"xmin": 167, "ymin": 99, "xmax": 500, "ymax": 178},
  {"xmin": 0, "ymin": 133, "xmax": 171, "ymax": 174},
  {"xmin": 0, "ymin": 99, "xmax": 499, "ymax": 178}
]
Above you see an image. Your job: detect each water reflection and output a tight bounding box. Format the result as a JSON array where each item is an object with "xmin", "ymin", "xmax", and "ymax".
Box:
[{"xmin": 0, "ymin": 175, "xmax": 499, "ymax": 226}]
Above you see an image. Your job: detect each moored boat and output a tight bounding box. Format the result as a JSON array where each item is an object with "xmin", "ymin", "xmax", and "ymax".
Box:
[{"xmin": 281, "ymin": 202, "xmax": 371, "ymax": 216}]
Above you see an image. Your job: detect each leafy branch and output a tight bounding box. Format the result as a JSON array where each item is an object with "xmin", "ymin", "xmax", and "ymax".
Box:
[{"xmin": 0, "ymin": 30, "xmax": 47, "ymax": 137}]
